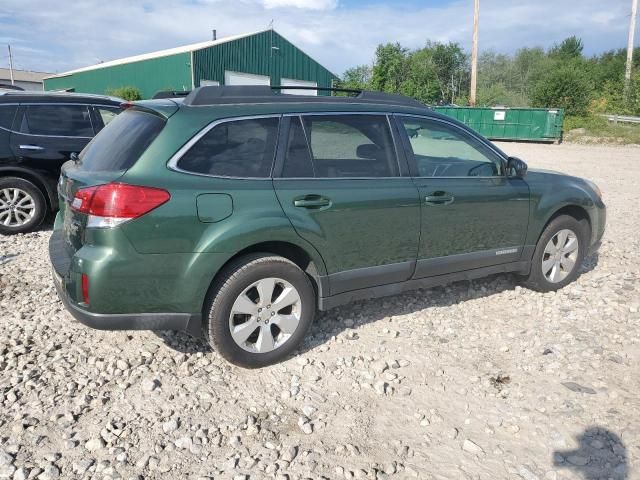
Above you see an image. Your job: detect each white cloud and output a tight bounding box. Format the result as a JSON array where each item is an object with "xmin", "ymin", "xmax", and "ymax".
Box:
[
  {"xmin": 0, "ymin": 0, "xmax": 635, "ymax": 76},
  {"xmin": 261, "ymin": 0, "xmax": 338, "ymax": 10}
]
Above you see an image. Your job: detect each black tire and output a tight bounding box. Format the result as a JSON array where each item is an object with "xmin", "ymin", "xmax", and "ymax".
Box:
[
  {"xmin": 204, "ymin": 254, "xmax": 316, "ymax": 368},
  {"xmin": 521, "ymin": 214, "xmax": 589, "ymax": 292},
  {"xmin": 0, "ymin": 177, "xmax": 47, "ymax": 235}
]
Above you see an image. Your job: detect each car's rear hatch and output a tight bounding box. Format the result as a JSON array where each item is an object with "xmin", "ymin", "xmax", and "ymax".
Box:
[{"xmin": 56, "ymin": 104, "xmax": 173, "ymax": 267}]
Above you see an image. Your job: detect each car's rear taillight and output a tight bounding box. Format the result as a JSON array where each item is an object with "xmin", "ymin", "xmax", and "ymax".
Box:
[
  {"xmin": 71, "ymin": 183, "xmax": 170, "ymax": 228},
  {"xmin": 81, "ymin": 274, "xmax": 90, "ymax": 304}
]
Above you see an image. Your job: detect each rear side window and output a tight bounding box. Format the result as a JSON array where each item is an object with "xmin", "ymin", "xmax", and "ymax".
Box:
[
  {"xmin": 19, "ymin": 105, "xmax": 93, "ymax": 137},
  {"xmin": 300, "ymin": 115, "xmax": 398, "ymax": 178},
  {"xmin": 78, "ymin": 109, "xmax": 165, "ymax": 172},
  {"xmin": 282, "ymin": 117, "xmax": 314, "ymax": 178},
  {"xmin": 177, "ymin": 117, "xmax": 279, "ymax": 178},
  {"xmin": 0, "ymin": 105, "xmax": 17, "ymax": 130}
]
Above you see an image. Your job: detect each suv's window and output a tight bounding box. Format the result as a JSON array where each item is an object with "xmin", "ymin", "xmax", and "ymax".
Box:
[
  {"xmin": 177, "ymin": 117, "xmax": 279, "ymax": 178},
  {"xmin": 0, "ymin": 105, "xmax": 17, "ymax": 130},
  {"xmin": 78, "ymin": 109, "xmax": 165, "ymax": 172},
  {"xmin": 301, "ymin": 115, "xmax": 398, "ymax": 178},
  {"xmin": 95, "ymin": 106, "xmax": 120, "ymax": 132},
  {"xmin": 19, "ymin": 105, "xmax": 93, "ymax": 137},
  {"xmin": 282, "ymin": 117, "xmax": 314, "ymax": 178},
  {"xmin": 399, "ymin": 117, "xmax": 503, "ymax": 177}
]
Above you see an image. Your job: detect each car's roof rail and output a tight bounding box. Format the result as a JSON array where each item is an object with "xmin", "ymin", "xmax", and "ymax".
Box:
[
  {"xmin": 0, "ymin": 90, "xmax": 123, "ymax": 103},
  {"xmin": 181, "ymin": 85, "xmax": 426, "ymax": 108},
  {"xmin": 152, "ymin": 90, "xmax": 191, "ymax": 99}
]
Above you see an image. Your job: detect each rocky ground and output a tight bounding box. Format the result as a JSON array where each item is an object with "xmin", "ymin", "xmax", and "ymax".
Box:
[{"xmin": 1, "ymin": 142, "xmax": 639, "ymax": 480}]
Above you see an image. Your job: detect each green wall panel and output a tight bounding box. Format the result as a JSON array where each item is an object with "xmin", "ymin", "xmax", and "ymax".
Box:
[
  {"xmin": 44, "ymin": 52, "xmax": 192, "ymax": 99},
  {"xmin": 44, "ymin": 31, "xmax": 338, "ymax": 100},
  {"xmin": 193, "ymin": 30, "xmax": 338, "ymax": 95}
]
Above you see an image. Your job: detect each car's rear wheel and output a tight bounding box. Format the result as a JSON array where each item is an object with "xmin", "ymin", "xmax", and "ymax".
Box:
[
  {"xmin": 521, "ymin": 214, "xmax": 589, "ymax": 292},
  {"xmin": 0, "ymin": 177, "xmax": 47, "ymax": 235},
  {"xmin": 205, "ymin": 254, "xmax": 315, "ymax": 368}
]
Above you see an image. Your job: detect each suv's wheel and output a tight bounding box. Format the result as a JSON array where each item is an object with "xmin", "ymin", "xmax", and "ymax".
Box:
[
  {"xmin": 0, "ymin": 177, "xmax": 47, "ymax": 235},
  {"xmin": 205, "ymin": 254, "xmax": 316, "ymax": 368},
  {"xmin": 521, "ymin": 215, "xmax": 589, "ymax": 292}
]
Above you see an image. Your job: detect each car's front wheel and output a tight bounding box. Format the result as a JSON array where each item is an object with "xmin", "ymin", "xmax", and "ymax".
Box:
[
  {"xmin": 205, "ymin": 254, "xmax": 316, "ymax": 368},
  {"xmin": 0, "ymin": 177, "xmax": 47, "ymax": 235},
  {"xmin": 521, "ymin": 214, "xmax": 589, "ymax": 292}
]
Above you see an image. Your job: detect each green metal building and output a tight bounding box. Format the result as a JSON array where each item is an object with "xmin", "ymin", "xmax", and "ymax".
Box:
[{"xmin": 44, "ymin": 30, "xmax": 338, "ymax": 99}]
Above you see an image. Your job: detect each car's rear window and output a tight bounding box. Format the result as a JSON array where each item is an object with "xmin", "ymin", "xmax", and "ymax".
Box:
[{"xmin": 78, "ymin": 109, "xmax": 165, "ymax": 172}]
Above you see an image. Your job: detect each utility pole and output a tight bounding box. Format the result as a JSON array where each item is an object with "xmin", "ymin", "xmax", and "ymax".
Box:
[
  {"xmin": 625, "ymin": 0, "xmax": 638, "ymax": 100},
  {"xmin": 469, "ymin": 0, "xmax": 479, "ymax": 106},
  {"xmin": 8, "ymin": 45, "xmax": 15, "ymax": 85}
]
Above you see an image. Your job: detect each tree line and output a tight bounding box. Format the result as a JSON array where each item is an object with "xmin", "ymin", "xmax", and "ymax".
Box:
[{"xmin": 336, "ymin": 36, "xmax": 640, "ymax": 118}]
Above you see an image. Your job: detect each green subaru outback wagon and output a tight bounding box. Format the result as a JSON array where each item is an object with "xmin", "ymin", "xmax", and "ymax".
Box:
[{"xmin": 49, "ymin": 86, "xmax": 606, "ymax": 367}]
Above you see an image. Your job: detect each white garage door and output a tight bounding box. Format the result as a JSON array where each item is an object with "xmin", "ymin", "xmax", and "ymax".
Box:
[
  {"xmin": 224, "ymin": 71, "xmax": 271, "ymax": 86},
  {"xmin": 281, "ymin": 78, "xmax": 318, "ymax": 96}
]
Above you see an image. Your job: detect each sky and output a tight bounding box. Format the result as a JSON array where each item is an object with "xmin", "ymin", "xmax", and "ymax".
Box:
[{"xmin": 0, "ymin": 0, "xmax": 638, "ymax": 76}]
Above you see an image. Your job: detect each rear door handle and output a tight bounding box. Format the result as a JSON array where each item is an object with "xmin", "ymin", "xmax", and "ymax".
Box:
[
  {"xmin": 425, "ymin": 191, "xmax": 455, "ymax": 206},
  {"xmin": 19, "ymin": 144, "xmax": 44, "ymax": 151},
  {"xmin": 293, "ymin": 196, "xmax": 331, "ymax": 209}
]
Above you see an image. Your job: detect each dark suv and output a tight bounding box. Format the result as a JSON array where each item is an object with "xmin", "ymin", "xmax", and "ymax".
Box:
[
  {"xmin": 0, "ymin": 91, "xmax": 122, "ymax": 234},
  {"xmin": 49, "ymin": 86, "xmax": 606, "ymax": 367}
]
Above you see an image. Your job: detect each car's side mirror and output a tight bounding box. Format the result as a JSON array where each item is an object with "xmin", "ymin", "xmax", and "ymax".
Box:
[
  {"xmin": 507, "ymin": 156, "xmax": 528, "ymax": 178},
  {"xmin": 70, "ymin": 152, "xmax": 79, "ymax": 162}
]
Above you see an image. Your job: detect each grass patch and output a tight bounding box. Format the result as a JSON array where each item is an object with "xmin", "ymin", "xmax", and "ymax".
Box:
[{"xmin": 565, "ymin": 115, "xmax": 640, "ymax": 145}]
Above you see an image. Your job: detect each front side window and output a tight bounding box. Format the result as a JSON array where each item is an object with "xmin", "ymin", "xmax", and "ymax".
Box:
[
  {"xmin": 19, "ymin": 105, "xmax": 93, "ymax": 137},
  {"xmin": 300, "ymin": 115, "xmax": 398, "ymax": 178},
  {"xmin": 399, "ymin": 117, "xmax": 503, "ymax": 177},
  {"xmin": 177, "ymin": 117, "xmax": 279, "ymax": 178}
]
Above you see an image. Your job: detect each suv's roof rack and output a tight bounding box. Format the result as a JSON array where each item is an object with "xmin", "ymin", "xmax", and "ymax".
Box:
[
  {"xmin": 0, "ymin": 90, "xmax": 122, "ymax": 102},
  {"xmin": 152, "ymin": 90, "xmax": 191, "ymax": 99},
  {"xmin": 181, "ymin": 85, "xmax": 425, "ymax": 109}
]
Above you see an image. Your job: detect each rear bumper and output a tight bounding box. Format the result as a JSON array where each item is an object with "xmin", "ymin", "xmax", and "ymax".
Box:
[{"xmin": 49, "ymin": 230, "xmax": 202, "ymax": 336}]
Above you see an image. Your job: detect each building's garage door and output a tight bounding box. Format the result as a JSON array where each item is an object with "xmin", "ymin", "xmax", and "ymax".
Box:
[
  {"xmin": 224, "ymin": 71, "xmax": 270, "ymax": 86},
  {"xmin": 281, "ymin": 78, "xmax": 318, "ymax": 95}
]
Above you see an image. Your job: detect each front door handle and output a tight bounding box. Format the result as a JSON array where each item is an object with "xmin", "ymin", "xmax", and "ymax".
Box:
[
  {"xmin": 293, "ymin": 195, "xmax": 331, "ymax": 209},
  {"xmin": 425, "ymin": 191, "xmax": 455, "ymax": 206},
  {"xmin": 19, "ymin": 144, "xmax": 44, "ymax": 151}
]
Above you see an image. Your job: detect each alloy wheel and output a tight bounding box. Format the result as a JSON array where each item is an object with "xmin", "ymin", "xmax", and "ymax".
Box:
[
  {"xmin": 0, "ymin": 188, "xmax": 36, "ymax": 227},
  {"xmin": 228, "ymin": 277, "xmax": 302, "ymax": 353},
  {"xmin": 542, "ymin": 229, "xmax": 579, "ymax": 283}
]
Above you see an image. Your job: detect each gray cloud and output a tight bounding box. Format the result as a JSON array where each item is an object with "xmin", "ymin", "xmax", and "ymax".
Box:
[{"xmin": 0, "ymin": 0, "xmax": 635, "ymax": 75}]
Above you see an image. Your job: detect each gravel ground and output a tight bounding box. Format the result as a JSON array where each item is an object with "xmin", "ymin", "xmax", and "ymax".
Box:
[{"xmin": 1, "ymin": 142, "xmax": 639, "ymax": 480}]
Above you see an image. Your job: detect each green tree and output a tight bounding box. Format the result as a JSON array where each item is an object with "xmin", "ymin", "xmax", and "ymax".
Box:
[
  {"xmin": 549, "ymin": 36, "xmax": 584, "ymax": 59},
  {"xmin": 429, "ymin": 41, "xmax": 468, "ymax": 104},
  {"xmin": 337, "ymin": 65, "xmax": 373, "ymax": 91},
  {"xmin": 371, "ymin": 43, "xmax": 409, "ymax": 93},
  {"xmin": 107, "ymin": 86, "xmax": 143, "ymax": 101},
  {"xmin": 400, "ymin": 48, "xmax": 441, "ymax": 104},
  {"xmin": 531, "ymin": 63, "xmax": 592, "ymax": 115}
]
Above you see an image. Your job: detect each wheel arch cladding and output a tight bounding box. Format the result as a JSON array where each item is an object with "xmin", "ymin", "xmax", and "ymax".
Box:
[
  {"xmin": 202, "ymin": 241, "xmax": 326, "ymax": 313},
  {"xmin": 541, "ymin": 204, "xmax": 592, "ymax": 244}
]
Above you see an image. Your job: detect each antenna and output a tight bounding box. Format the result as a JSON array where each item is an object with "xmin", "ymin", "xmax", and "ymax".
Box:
[
  {"xmin": 212, "ymin": 29, "xmax": 217, "ymax": 41},
  {"xmin": 8, "ymin": 45, "xmax": 15, "ymax": 86}
]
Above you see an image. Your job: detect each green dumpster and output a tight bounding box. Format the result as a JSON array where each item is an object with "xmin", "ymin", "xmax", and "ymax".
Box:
[{"xmin": 433, "ymin": 106, "xmax": 564, "ymax": 143}]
